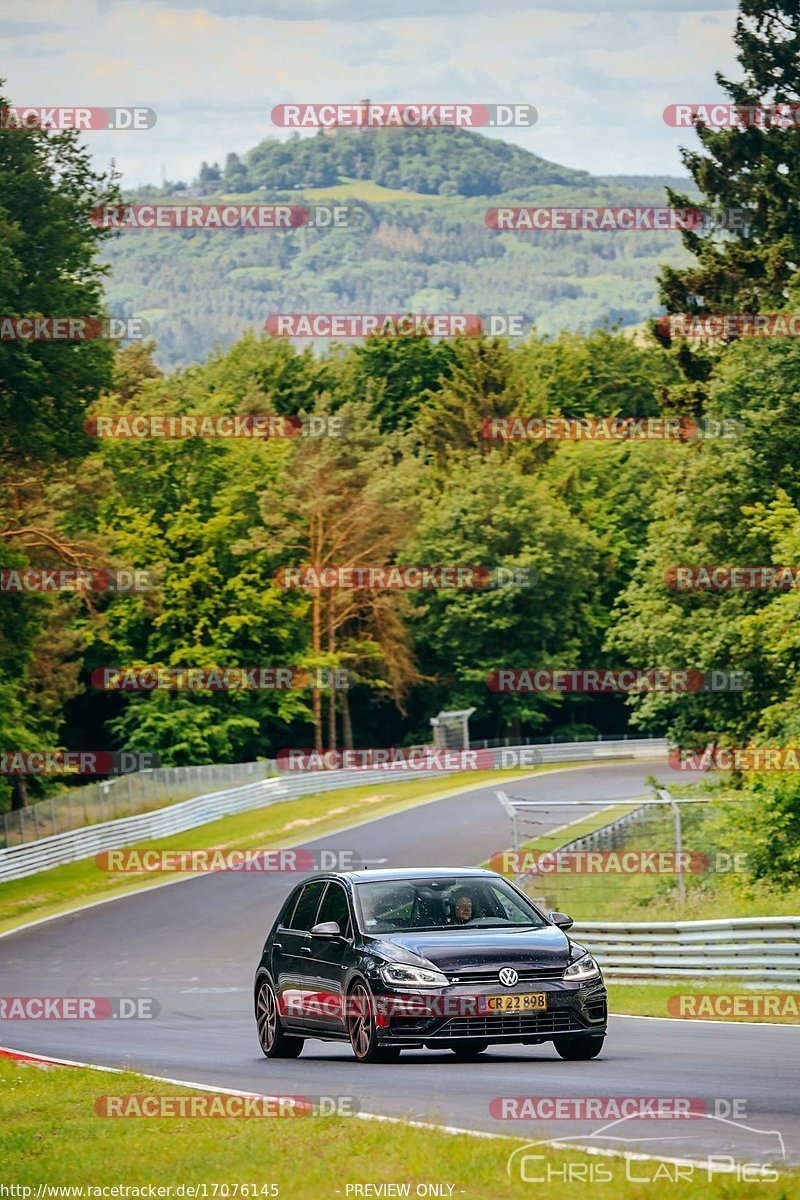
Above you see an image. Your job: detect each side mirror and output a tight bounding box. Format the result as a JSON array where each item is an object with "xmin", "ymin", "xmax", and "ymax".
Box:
[
  {"xmin": 549, "ymin": 911, "xmax": 574, "ymax": 931},
  {"xmin": 311, "ymin": 920, "xmax": 341, "ymax": 939}
]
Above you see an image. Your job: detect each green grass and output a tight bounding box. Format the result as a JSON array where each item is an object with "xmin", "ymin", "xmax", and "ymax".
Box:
[
  {"xmin": 607, "ymin": 981, "xmax": 800, "ymax": 1025},
  {"xmin": 0, "ymin": 765, "xmax": 569, "ymax": 934},
  {"xmin": 221, "ymin": 178, "xmax": 440, "ymax": 203},
  {"xmin": 2, "ymin": 1057, "xmax": 795, "ymax": 1195},
  {"xmin": 509, "ymin": 801, "xmax": 800, "ymax": 922},
  {"xmin": 486, "ymin": 801, "xmax": 636, "ymax": 887},
  {"xmin": 498, "ymin": 804, "xmax": 800, "ymax": 1019}
]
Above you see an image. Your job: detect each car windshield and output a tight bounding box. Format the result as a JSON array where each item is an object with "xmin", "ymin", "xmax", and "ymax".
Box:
[{"xmin": 354, "ymin": 877, "xmax": 546, "ymax": 933}]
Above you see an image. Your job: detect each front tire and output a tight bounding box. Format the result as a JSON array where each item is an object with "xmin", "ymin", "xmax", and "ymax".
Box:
[
  {"xmin": 347, "ymin": 980, "xmax": 391, "ymax": 1063},
  {"xmin": 450, "ymin": 1040, "xmax": 489, "ymax": 1059},
  {"xmin": 553, "ymin": 1033, "xmax": 605, "ymax": 1060},
  {"xmin": 256, "ymin": 979, "xmax": 304, "ymax": 1059}
]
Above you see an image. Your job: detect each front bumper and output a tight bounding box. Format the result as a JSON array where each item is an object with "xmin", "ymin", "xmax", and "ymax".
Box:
[{"xmin": 371, "ymin": 979, "xmax": 607, "ymax": 1046}]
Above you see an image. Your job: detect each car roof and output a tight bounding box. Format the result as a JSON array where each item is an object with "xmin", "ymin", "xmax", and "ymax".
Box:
[{"xmin": 337, "ymin": 867, "xmax": 497, "ymax": 884}]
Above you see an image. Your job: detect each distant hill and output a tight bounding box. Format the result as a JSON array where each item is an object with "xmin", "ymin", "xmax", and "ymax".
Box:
[
  {"xmin": 104, "ymin": 128, "xmax": 698, "ymax": 368},
  {"xmin": 193, "ymin": 126, "xmax": 593, "ymax": 197}
]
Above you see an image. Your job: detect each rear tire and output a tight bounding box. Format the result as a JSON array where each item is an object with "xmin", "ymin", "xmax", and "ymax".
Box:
[
  {"xmin": 553, "ymin": 1034, "xmax": 605, "ymax": 1060},
  {"xmin": 450, "ymin": 1040, "xmax": 489, "ymax": 1059},
  {"xmin": 256, "ymin": 979, "xmax": 304, "ymax": 1059}
]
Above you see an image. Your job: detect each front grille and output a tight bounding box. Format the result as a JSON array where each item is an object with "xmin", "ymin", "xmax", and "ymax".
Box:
[
  {"xmin": 436, "ymin": 1010, "xmax": 584, "ymax": 1038},
  {"xmin": 447, "ymin": 966, "xmax": 565, "ymax": 984}
]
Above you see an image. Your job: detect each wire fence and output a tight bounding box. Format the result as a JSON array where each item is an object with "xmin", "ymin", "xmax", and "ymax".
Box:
[
  {"xmin": 0, "ymin": 733, "xmax": 667, "ymax": 851},
  {"xmin": 0, "ymin": 761, "xmax": 275, "ymax": 849},
  {"xmin": 470, "ymin": 731, "xmax": 640, "ymax": 749},
  {"xmin": 517, "ymin": 799, "xmax": 719, "ymax": 919}
]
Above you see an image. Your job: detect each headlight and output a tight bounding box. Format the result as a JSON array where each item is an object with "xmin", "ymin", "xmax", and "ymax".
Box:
[
  {"xmin": 379, "ymin": 962, "xmax": 449, "ymax": 988},
  {"xmin": 563, "ymin": 953, "xmax": 601, "ymax": 982}
]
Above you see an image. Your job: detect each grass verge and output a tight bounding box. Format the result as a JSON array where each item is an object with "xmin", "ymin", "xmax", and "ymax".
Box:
[
  {"xmin": 607, "ymin": 981, "xmax": 800, "ymax": 1025},
  {"xmin": 1, "ymin": 1057, "xmax": 795, "ymax": 1196},
  {"xmin": 0, "ymin": 764, "xmax": 572, "ymax": 935},
  {"xmin": 498, "ymin": 805, "xmax": 800, "ymax": 1025},
  {"xmin": 508, "ymin": 797, "xmax": 800, "ymax": 923}
]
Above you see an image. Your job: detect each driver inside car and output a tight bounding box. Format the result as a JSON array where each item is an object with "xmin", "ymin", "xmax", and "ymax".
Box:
[{"xmin": 452, "ymin": 892, "xmax": 473, "ymax": 924}]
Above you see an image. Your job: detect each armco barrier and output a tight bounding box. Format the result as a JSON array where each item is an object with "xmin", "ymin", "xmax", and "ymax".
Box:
[
  {"xmin": 575, "ymin": 916, "xmax": 800, "ymax": 984},
  {"xmin": 1, "ymin": 760, "xmax": 274, "ymax": 848},
  {"xmin": 0, "ymin": 737, "xmax": 667, "ymax": 882},
  {"xmin": 0, "ymin": 767, "xmax": 443, "ymax": 883}
]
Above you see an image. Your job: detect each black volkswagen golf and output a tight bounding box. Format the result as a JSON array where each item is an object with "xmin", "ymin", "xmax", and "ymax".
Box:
[{"xmin": 254, "ymin": 868, "xmax": 607, "ymax": 1063}]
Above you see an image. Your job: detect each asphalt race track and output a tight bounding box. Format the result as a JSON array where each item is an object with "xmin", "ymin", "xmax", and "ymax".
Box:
[{"xmin": 2, "ymin": 760, "xmax": 798, "ymax": 1170}]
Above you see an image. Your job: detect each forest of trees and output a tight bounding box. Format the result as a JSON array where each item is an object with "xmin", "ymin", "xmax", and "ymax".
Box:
[
  {"xmin": 2, "ymin": 0, "xmax": 800, "ymax": 885},
  {"xmin": 104, "ymin": 179, "xmax": 697, "ymax": 371},
  {"xmin": 107, "ymin": 125, "xmax": 702, "ymax": 370}
]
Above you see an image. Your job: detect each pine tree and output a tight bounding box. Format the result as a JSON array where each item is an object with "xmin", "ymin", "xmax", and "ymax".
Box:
[{"xmin": 659, "ymin": 1, "xmax": 800, "ymax": 320}]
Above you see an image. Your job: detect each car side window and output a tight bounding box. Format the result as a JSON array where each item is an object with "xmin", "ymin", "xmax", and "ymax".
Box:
[
  {"xmin": 316, "ymin": 882, "xmax": 352, "ymax": 937},
  {"xmin": 278, "ymin": 888, "xmax": 303, "ymax": 928},
  {"xmin": 288, "ymin": 880, "xmax": 326, "ymax": 931}
]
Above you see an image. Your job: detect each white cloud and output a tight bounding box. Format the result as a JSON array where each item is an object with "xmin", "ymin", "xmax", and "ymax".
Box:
[{"xmin": 3, "ymin": 0, "xmax": 740, "ymax": 183}]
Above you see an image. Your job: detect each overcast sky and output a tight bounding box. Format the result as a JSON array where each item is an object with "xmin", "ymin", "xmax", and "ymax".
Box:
[{"xmin": 4, "ymin": 0, "xmax": 741, "ymax": 186}]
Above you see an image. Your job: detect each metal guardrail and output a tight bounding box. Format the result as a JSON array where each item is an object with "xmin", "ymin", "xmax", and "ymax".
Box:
[
  {"xmin": 0, "ymin": 766, "xmax": 453, "ymax": 884},
  {"xmin": 0, "ymin": 737, "xmax": 668, "ymax": 882},
  {"xmin": 574, "ymin": 917, "xmax": 800, "ymax": 985},
  {"xmin": 1, "ymin": 734, "xmax": 667, "ymax": 849},
  {"xmin": 471, "ymin": 732, "xmax": 654, "ymax": 749},
  {"xmin": 0, "ymin": 761, "xmax": 275, "ymax": 849},
  {"xmin": 507, "ymin": 791, "xmax": 800, "ymax": 983}
]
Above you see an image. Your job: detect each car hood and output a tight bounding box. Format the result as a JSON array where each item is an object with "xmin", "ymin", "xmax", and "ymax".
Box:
[{"xmin": 371, "ymin": 925, "xmax": 570, "ymax": 973}]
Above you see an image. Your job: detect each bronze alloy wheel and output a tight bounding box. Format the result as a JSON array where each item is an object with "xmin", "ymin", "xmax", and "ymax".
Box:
[
  {"xmin": 256, "ymin": 979, "xmax": 304, "ymax": 1059},
  {"xmin": 347, "ymin": 981, "xmax": 374, "ymax": 1060}
]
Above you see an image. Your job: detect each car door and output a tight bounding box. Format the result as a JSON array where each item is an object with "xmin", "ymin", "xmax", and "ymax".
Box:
[
  {"xmin": 272, "ymin": 878, "xmax": 327, "ymax": 1029},
  {"xmin": 304, "ymin": 880, "xmax": 355, "ymax": 1034}
]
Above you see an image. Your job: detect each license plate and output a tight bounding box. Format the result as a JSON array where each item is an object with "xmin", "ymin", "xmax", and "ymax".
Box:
[{"xmin": 478, "ymin": 992, "xmax": 547, "ymax": 1013}]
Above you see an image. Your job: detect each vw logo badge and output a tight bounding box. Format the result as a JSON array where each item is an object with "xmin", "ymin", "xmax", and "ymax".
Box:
[{"xmin": 499, "ymin": 967, "xmax": 518, "ymax": 987}]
